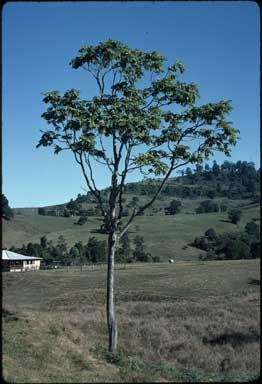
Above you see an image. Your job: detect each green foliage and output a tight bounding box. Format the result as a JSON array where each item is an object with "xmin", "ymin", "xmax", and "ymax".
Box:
[
  {"xmin": 38, "ymin": 207, "xmax": 46, "ymax": 216},
  {"xmin": 245, "ymin": 221, "xmax": 259, "ymax": 238},
  {"xmin": 2, "ymin": 194, "xmax": 14, "ymax": 220},
  {"xmin": 228, "ymin": 208, "xmax": 242, "ymax": 224},
  {"xmin": 165, "ymin": 199, "xmax": 182, "ymax": 215},
  {"xmin": 105, "ymin": 351, "xmax": 258, "ymax": 383},
  {"xmin": 196, "ymin": 200, "xmax": 219, "ymax": 214},
  {"xmin": 116, "ymin": 231, "xmax": 132, "ymax": 263},
  {"xmin": 66, "ymin": 198, "xmax": 81, "ymax": 211},
  {"xmin": 9, "ymin": 235, "xmax": 107, "ymax": 266},
  {"xmin": 204, "ymin": 228, "xmax": 218, "ymax": 241},
  {"xmin": 225, "ymin": 239, "xmax": 250, "ymax": 260},
  {"xmin": 193, "ymin": 221, "xmax": 260, "ymax": 261},
  {"xmin": 86, "ymin": 237, "xmax": 107, "ymax": 263},
  {"xmin": 133, "ymin": 235, "xmax": 152, "ymax": 262}
]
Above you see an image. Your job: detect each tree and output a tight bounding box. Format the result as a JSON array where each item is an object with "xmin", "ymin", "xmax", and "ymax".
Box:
[
  {"xmin": 228, "ymin": 208, "xmax": 242, "ymax": 224},
  {"xmin": 69, "ymin": 245, "xmax": 80, "ymax": 264},
  {"xmin": 38, "ymin": 207, "xmax": 46, "ymax": 216},
  {"xmin": 185, "ymin": 167, "xmax": 193, "ymax": 177},
  {"xmin": 2, "ymin": 194, "xmax": 14, "ymax": 220},
  {"xmin": 117, "ymin": 230, "xmax": 132, "ymax": 262},
  {"xmin": 86, "ymin": 237, "xmax": 107, "ymax": 263},
  {"xmin": 66, "ymin": 198, "xmax": 80, "ymax": 211},
  {"xmin": 56, "ymin": 235, "xmax": 68, "ymax": 257},
  {"xmin": 165, "ymin": 199, "xmax": 182, "ymax": 215},
  {"xmin": 133, "ymin": 235, "xmax": 151, "ymax": 262},
  {"xmin": 37, "ymin": 39, "xmax": 238, "ymax": 352},
  {"xmin": 212, "ymin": 160, "xmax": 220, "ymax": 176},
  {"xmin": 204, "ymin": 163, "xmax": 210, "ymax": 172},
  {"xmin": 207, "ymin": 190, "xmax": 216, "ymax": 199},
  {"xmin": 195, "ymin": 200, "xmax": 219, "ymax": 214},
  {"xmin": 40, "ymin": 236, "xmax": 48, "ymax": 249},
  {"xmin": 245, "ymin": 221, "xmax": 259, "ymax": 239},
  {"xmin": 195, "ymin": 164, "xmax": 203, "ymax": 175},
  {"xmin": 225, "ymin": 239, "xmax": 250, "ymax": 259},
  {"xmin": 204, "ymin": 228, "xmax": 218, "ymax": 241}
]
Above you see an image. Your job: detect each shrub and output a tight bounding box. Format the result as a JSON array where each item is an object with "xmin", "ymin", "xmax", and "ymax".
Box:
[
  {"xmin": 165, "ymin": 199, "xmax": 182, "ymax": 215},
  {"xmin": 220, "ymin": 203, "xmax": 228, "ymax": 212},
  {"xmin": 38, "ymin": 207, "xmax": 46, "ymax": 216},
  {"xmin": 225, "ymin": 239, "xmax": 251, "ymax": 259},
  {"xmin": 204, "ymin": 228, "xmax": 218, "ymax": 241},
  {"xmin": 250, "ymin": 241, "xmax": 260, "ymax": 258},
  {"xmin": 195, "ymin": 200, "xmax": 219, "ymax": 214},
  {"xmin": 245, "ymin": 221, "xmax": 259, "ymax": 239},
  {"xmin": 152, "ymin": 255, "xmax": 161, "ymax": 263},
  {"xmin": 193, "ymin": 236, "xmax": 210, "ymax": 251},
  {"xmin": 228, "ymin": 208, "xmax": 242, "ymax": 224},
  {"xmin": 207, "ymin": 190, "xmax": 216, "ymax": 199}
]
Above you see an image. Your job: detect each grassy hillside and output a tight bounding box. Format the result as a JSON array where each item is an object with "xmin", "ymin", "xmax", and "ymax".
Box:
[
  {"xmin": 3, "ymin": 201, "xmax": 260, "ymax": 261},
  {"xmin": 2, "ymin": 260, "xmax": 260, "ymax": 382}
]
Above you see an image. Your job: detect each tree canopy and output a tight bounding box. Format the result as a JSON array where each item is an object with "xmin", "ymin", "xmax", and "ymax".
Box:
[{"xmin": 37, "ymin": 38, "xmax": 239, "ymax": 237}]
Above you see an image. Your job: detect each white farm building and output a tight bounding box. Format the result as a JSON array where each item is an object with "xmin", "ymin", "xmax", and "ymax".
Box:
[{"xmin": 1, "ymin": 250, "xmax": 42, "ymax": 272}]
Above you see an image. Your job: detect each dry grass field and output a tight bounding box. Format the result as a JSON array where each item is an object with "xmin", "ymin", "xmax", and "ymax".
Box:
[{"xmin": 2, "ymin": 259, "xmax": 260, "ymax": 382}]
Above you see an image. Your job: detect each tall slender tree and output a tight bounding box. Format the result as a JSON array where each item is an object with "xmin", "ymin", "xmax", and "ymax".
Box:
[{"xmin": 37, "ymin": 39, "xmax": 239, "ymax": 352}]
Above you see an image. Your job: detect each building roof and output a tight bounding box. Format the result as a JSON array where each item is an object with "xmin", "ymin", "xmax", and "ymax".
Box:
[{"xmin": 2, "ymin": 250, "xmax": 42, "ymax": 260}]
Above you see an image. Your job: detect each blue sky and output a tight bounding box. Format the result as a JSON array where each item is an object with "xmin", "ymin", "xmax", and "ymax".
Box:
[{"xmin": 2, "ymin": 1, "xmax": 260, "ymax": 208}]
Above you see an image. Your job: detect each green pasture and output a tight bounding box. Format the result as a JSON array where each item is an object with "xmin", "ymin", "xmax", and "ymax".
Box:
[{"xmin": 3, "ymin": 202, "xmax": 260, "ymax": 262}]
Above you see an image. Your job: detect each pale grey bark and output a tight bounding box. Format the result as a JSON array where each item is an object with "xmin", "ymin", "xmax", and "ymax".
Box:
[{"xmin": 107, "ymin": 230, "xmax": 118, "ymax": 352}]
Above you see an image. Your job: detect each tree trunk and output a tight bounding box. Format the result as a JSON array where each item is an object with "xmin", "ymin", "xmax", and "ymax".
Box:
[{"xmin": 107, "ymin": 230, "xmax": 118, "ymax": 352}]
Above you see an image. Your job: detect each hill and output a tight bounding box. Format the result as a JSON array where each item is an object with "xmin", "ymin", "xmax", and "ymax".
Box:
[
  {"xmin": 2, "ymin": 160, "xmax": 260, "ymax": 262},
  {"xmin": 2, "ymin": 201, "xmax": 260, "ymax": 261}
]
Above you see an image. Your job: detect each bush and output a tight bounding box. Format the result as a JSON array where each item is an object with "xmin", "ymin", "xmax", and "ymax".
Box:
[
  {"xmin": 204, "ymin": 228, "xmax": 218, "ymax": 241},
  {"xmin": 220, "ymin": 203, "xmax": 227, "ymax": 212},
  {"xmin": 194, "ymin": 226, "xmax": 260, "ymax": 261},
  {"xmin": 195, "ymin": 200, "xmax": 219, "ymax": 214},
  {"xmin": 165, "ymin": 199, "xmax": 182, "ymax": 215},
  {"xmin": 225, "ymin": 239, "xmax": 251, "ymax": 259},
  {"xmin": 193, "ymin": 236, "xmax": 210, "ymax": 251},
  {"xmin": 245, "ymin": 221, "xmax": 259, "ymax": 238},
  {"xmin": 152, "ymin": 255, "xmax": 161, "ymax": 263},
  {"xmin": 228, "ymin": 208, "xmax": 242, "ymax": 224},
  {"xmin": 38, "ymin": 207, "xmax": 46, "ymax": 216},
  {"xmin": 250, "ymin": 241, "xmax": 260, "ymax": 258},
  {"xmin": 207, "ymin": 190, "xmax": 216, "ymax": 199}
]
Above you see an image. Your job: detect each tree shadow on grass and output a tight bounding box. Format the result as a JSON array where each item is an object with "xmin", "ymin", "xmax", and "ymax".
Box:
[
  {"xmin": 2, "ymin": 308, "xmax": 19, "ymax": 322},
  {"xmin": 248, "ymin": 278, "xmax": 260, "ymax": 286},
  {"xmin": 202, "ymin": 331, "xmax": 259, "ymax": 348}
]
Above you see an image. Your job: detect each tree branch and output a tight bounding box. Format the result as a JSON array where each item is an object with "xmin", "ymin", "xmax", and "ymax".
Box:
[
  {"xmin": 76, "ymin": 151, "xmax": 107, "ymax": 218},
  {"xmin": 118, "ymin": 158, "xmax": 190, "ymax": 239},
  {"xmin": 116, "ymin": 142, "xmax": 133, "ymax": 221}
]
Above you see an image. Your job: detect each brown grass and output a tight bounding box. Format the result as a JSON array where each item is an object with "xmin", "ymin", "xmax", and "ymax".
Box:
[{"xmin": 2, "ymin": 260, "xmax": 260, "ymax": 382}]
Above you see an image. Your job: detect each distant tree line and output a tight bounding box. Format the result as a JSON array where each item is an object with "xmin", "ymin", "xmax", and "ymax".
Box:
[
  {"xmin": 37, "ymin": 160, "xmax": 259, "ymax": 218},
  {"xmin": 38, "ymin": 199, "xmax": 101, "ymax": 218},
  {"xmin": 121, "ymin": 160, "xmax": 260, "ymax": 201},
  {"xmin": 192, "ymin": 221, "xmax": 260, "ymax": 261},
  {"xmin": 9, "ymin": 232, "xmax": 159, "ymax": 266}
]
